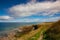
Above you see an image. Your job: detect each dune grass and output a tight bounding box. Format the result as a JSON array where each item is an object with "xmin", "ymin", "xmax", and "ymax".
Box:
[
  {"xmin": 0, "ymin": 21, "xmax": 60, "ymax": 40},
  {"xmin": 27, "ymin": 23, "xmax": 53, "ymax": 40},
  {"xmin": 43, "ymin": 20, "xmax": 60, "ymax": 40},
  {"xmin": 29, "ymin": 31, "xmax": 41, "ymax": 40},
  {"xmin": 10, "ymin": 22, "xmax": 53, "ymax": 40}
]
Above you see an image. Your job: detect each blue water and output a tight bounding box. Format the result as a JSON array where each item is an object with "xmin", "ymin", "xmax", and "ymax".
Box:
[{"xmin": 0, "ymin": 22, "xmax": 39, "ymax": 32}]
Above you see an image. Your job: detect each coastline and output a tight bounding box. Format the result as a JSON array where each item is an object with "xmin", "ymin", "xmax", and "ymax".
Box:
[{"xmin": 0, "ymin": 22, "xmax": 41, "ymax": 33}]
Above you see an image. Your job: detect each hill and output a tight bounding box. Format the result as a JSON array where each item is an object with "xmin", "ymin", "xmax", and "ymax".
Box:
[
  {"xmin": 43, "ymin": 20, "xmax": 60, "ymax": 40},
  {"xmin": 0, "ymin": 21, "xmax": 60, "ymax": 40}
]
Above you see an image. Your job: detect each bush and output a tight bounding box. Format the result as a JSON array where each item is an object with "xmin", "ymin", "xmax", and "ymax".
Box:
[
  {"xmin": 43, "ymin": 20, "xmax": 60, "ymax": 40},
  {"xmin": 14, "ymin": 30, "xmax": 23, "ymax": 38}
]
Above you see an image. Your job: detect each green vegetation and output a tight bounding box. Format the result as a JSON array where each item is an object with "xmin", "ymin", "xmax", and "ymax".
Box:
[
  {"xmin": 43, "ymin": 20, "xmax": 60, "ymax": 40},
  {"xmin": 14, "ymin": 30, "xmax": 24, "ymax": 38},
  {"xmin": 1, "ymin": 21, "xmax": 60, "ymax": 40},
  {"xmin": 28, "ymin": 29, "xmax": 42, "ymax": 40},
  {"xmin": 27, "ymin": 22, "xmax": 52, "ymax": 40},
  {"xmin": 12, "ymin": 22, "xmax": 54, "ymax": 40},
  {"xmin": 13, "ymin": 21, "xmax": 60, "ymax": 40}
]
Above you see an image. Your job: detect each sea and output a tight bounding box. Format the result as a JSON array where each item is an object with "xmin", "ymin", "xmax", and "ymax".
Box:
[{"xmin": 0, "ymin": 22, "xmax": 40, "ymax": 32}]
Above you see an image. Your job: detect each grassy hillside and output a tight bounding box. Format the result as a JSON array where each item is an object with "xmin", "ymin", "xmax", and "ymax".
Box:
[
  {"xmin": 43, "ymin": 20, "xmax": 60, "ymax": 40},
  {"xmin": 13, "ymin": 22, "xmax": 53, "ymax": 40},
  {"xmin": 28, "ymin": 22, "xmax": 53, "ymax": 40},
  {"xmin": 0, "ymin": 21, "xmax": 60, "ymax": 40}
]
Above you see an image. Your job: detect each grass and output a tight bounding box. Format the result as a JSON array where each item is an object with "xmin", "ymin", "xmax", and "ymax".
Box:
[
  {"xmin": 28, "ymin": 29, "xmax": 42, "ymax": 40},
  {"xmin": 27, "ymin": 23, "xmax": 52, "ymax": 40},
  {"xmin": 43, "ymin": 20, "xmax": 60, "ymax": 40},
  {"xmin": 1, "ymin": 21, "xmax": 60, "ymax": 40},
  {"xmin": 4, "ymin": 22, "xmax": 53, "ymax": 40}
]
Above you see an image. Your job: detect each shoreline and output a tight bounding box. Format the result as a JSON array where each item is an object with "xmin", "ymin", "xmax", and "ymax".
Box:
[
  {"xmin": 0, "ymin": 22, "xmax": 41, "ymax": 33},
  {"xmin": 0, "ymin": 24, "xmax": 35, "ymax": 37},
  {"xmin": 0, "ymin": 22, "xmax": 43, "ymax": 38}
]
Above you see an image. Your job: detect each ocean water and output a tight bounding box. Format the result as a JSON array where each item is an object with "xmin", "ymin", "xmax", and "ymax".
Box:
[{"xmin": 0, "ymin": 22, "xmax": 39, "ymax": 32}]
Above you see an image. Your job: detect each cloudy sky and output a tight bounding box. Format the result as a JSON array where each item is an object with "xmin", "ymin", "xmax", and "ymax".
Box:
[{"xmin": 0, "ymin": 0, "xmax": 60, "ymax": 22}]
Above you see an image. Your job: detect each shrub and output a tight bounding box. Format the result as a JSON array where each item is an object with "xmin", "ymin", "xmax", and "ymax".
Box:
[{"xmin": 43, "ymin": 20, "xmax": 60, "ymax": 40}]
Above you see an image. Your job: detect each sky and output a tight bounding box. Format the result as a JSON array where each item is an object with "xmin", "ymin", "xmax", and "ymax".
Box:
[{"xmin": 0, "ymin": 0, "xmax": 60, "ymax": 22}]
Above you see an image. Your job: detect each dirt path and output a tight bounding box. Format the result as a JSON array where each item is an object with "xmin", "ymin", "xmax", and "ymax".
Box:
[
  {"xmin": 16, "ymin": 27, "xmax": 43, "ymax": 40},
  {"xmin": 38, "ymin": 23, "xmax": 53, "ymax": 40},
  {"xmin": 38, "ymin": 33, "xmax": 43, "ymax": 40}
]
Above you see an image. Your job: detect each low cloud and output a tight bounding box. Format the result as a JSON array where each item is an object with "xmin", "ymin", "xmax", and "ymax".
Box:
[
  {"xmin": 0, "ymin": 16, "xmax": 60, "ymax": 22},
  {"xmin": 41, "ymin": 17, "xmax": 60, "ymax": 22},
  {"xmin": 0, "ymin": 16, "xmax": 13, "ymax": 20},
  {"xmin": 18, "ymin": 18, "xmax": 40, "ymax": 22},
  {"xmin": 8, "ymin": 0, "xmax": 60, "ymax": 17},
  {"xmin": 26, "ymin": 17, "xmax": 60, "ymax": 22},
  {"xmin": 13, "ymin": 17, "xmax": 60, "ymax": 22}
]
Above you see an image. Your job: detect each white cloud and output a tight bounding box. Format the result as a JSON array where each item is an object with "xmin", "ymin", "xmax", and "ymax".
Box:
[
  {"xmin": 0, "ymin": 16, "xmax": 13, "ymax": 20},
  {"xmin": 0, "ymin": 16, "xmax": 60, "ymax": 22},
  {"xmin": 41, "ymin": 17, "xmax": 60, "ymax": 22},
  {"xmin": 8, "ymin": 0, "xmax": 60, "ymax": 17},
  {"xmin": 12, "ymin": 17, "xmax": 60, "ymax": 22},
  {"xmin": 2, "ymin": 0, "xmax": 59, "ymax": 22},
  {"xmin": 18, "ymin": 18, "xmax": 40, "ymax": 22}
]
